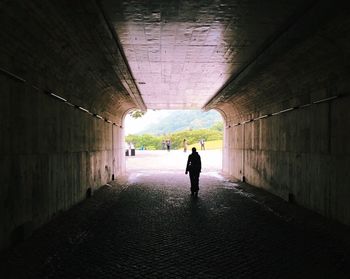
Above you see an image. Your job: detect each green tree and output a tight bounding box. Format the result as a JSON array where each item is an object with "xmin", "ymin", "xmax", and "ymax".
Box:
[
  {"xmin": 126, "ymin": 134, "xmax": 162, "ymax": 150},
  {"xmin": 129, "ymin": 109, "xmax": 145, "ymax": 119},
  {"xmin": 125, "ymin": 122, "xmax": 223, "ymax": 150},
  {"xmin": 211, "ymin": 121, "xmax": 224, "ymax": 132}
]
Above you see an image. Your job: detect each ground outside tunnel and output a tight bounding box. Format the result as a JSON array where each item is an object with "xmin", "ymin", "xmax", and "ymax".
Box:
[{"xmin": 2, "ymin": 169, "xmax": 350, "ymax": 278}]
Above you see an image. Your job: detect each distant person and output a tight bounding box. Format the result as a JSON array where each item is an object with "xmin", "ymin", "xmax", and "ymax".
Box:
[
  {"xmin": 162, "ymin": 140, "xmax": 166, "ymax": 150},
  {"xmin": 166, "ymin": 139, "xmax": 171, "ymax": 152},
  {"xmin": 130, "ymin": 142, "xmax": 135, "ymax": 156},
  {"xmin": 199, "ymin": 138, "xmax": 205, "ymax": 150},
  {"xmin": 185, "ymin": 147, "xmax": 202, "ymax": 197},
  {"xmin": 183, "ymin": 139, "xmax": 188, "ymax": 152},
  {"xmin": 125, "ymin": 142, "xmax": 130, "ymax": 156}
]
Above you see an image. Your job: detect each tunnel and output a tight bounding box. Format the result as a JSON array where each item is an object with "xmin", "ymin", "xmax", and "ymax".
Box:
[{"xmin": 1, "ymin": 0, "xmax": 350, "ymax": 273}]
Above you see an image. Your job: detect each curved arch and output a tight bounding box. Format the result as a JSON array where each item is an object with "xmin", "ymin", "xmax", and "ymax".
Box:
[
  {"xmin": 210, "ymin": 107, "xmax": 228, "ymax": 124},
  {"xmin": 121, "ymin": 106, "xmax": 140, "ymax": 128}
]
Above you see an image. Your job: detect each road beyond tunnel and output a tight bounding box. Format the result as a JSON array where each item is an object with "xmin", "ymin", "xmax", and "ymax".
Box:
[
  {"xmin": 2, "ymin": 170, "xmax": 350, "ymax": 278},
  {"xmin": 126, "ymin": 149, "xmax": 222, "ymax": 172}
]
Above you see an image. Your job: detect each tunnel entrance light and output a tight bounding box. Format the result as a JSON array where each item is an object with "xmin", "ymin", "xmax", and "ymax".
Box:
[{"xmin": 124, "ymin": 109, "xmax": 223, "ymax": 172}]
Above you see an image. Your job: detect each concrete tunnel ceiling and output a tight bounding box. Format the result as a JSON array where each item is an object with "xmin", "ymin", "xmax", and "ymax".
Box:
[{"xmin": 100, "ymin": 0, "xmax": 313, "ymax": 110}]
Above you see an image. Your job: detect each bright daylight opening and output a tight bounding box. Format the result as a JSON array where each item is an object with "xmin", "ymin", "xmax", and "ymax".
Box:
[{"xmin": 124, "ymin": 110, "xmax": 223, "ymax": 172}]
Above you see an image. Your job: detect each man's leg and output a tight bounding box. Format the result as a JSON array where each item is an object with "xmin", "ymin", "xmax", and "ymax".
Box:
[
  {"xmin": 192, "ymin": 172, "xmax": 200, "ymax": 197},
  {"xmin": 189, "ymin": 172, "xmax": 195, "ymax": 195}
]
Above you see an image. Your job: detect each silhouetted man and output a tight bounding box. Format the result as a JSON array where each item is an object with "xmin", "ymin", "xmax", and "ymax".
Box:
[{"xmin": 185, "ymin": 147, "xmax": 202, "ymax": 197}]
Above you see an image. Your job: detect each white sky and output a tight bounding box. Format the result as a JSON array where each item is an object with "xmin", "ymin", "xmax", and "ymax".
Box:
[{"xmin": 124, "ymin": 110, "xmax": 172, "ymax": 135}]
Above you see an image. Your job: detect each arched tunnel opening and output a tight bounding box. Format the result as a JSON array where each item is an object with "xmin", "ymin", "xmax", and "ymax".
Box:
[
  {"xmin": 1, "ymin": 0, "xmax": 350, "ymax": 277},
  {"xmin": 124, "ymin": 109, "xmax": 223, "ymax": 172}
]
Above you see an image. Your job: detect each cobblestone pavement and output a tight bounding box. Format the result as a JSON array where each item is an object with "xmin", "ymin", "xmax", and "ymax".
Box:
[{"xmin": 2, "ymin": 171, "xmax": 350, "ymax": 278}]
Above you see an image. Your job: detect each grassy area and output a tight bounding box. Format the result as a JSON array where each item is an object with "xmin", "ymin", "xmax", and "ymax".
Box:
[{"xmin": 181, "ymin": 140, "xmax": 223, "ymax": 150}]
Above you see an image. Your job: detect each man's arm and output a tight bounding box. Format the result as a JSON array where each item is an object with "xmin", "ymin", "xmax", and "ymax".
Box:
[{"xmin": 185, "ymin": 156, "xmax": 190, "ymax": 174}]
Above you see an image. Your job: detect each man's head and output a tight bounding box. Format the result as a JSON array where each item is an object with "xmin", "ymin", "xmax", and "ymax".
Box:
[{"xmin": 192, "ymin": 147, "xmax": 196, "ymax": 153}]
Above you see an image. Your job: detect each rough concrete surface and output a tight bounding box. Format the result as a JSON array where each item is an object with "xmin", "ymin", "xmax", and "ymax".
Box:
[{"xmin": 1, "ymin": 169, "xmax": 350, "ymax": 278}]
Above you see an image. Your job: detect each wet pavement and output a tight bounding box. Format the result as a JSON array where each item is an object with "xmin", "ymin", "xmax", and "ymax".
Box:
[{"xmin": 2, "ymin": 170, "xmax": 350, "ymax": 278}]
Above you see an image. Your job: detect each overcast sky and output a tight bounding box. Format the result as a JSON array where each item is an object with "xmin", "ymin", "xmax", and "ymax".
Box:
[{"xmin": 124, "ymin": 110, "xmax": 172, "ymax": 135}]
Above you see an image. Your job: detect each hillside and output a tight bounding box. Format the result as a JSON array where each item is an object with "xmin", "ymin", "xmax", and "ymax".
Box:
[{"xmin": 138, "ymin": 110, "xmax": 222, "ymax": 135}]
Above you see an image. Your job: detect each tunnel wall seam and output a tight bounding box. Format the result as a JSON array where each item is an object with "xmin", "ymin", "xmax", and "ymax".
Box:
[{"xmin": 0, "ymin": 67, "xmax": 122, "ymax": 127}]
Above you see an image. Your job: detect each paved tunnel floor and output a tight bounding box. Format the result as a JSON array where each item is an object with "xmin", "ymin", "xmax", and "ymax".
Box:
[{"xmin": 2, "ymin": 171, "xmax": 350, "ymax": 278}]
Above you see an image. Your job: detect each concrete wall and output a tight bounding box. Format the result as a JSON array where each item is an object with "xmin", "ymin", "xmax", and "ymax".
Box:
[
  {"xmin": 220, "ymin": 4, "xmax": 350, "ymax": 225},
  {"xmin": 0, "ymin": 0, "xmax": 136, "ymax": 251},
  {"xmin": 223, "ymin": 99, "xmax": 350, "ymax": 224},
  {"xmin": 0, "ymin": 74, "xmax": 126, "ymax": 250}
]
